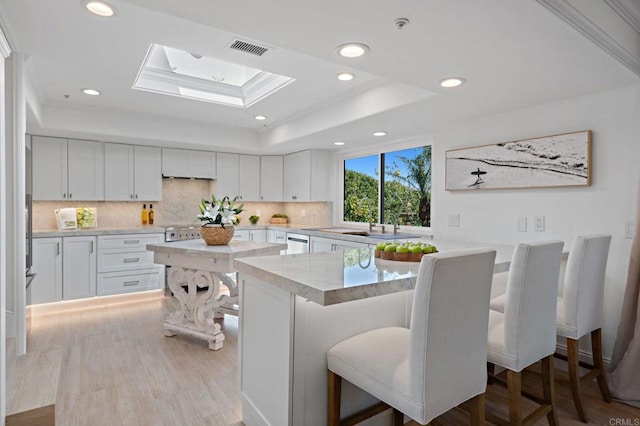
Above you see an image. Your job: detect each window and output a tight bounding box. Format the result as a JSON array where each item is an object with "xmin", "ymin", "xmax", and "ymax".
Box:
[{"xmin": 343, "ymin": 146, "xmax": 431, "ymax": 227}]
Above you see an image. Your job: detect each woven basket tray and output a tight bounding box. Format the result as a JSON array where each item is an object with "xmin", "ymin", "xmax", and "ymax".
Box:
[{"xmin": 270, "ymin": 218, "xmax": 288, "ymax": 224}]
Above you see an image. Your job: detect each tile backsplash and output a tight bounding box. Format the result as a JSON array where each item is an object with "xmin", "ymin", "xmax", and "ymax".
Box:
[{"xmin": 33, "ymin": 178, "xmax": 332, "ymax": 230}]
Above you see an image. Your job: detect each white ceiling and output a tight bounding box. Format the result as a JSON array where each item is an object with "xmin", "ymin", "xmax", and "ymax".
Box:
[{"xmin": 1, "ymin": 0, "xmax": 639, "ymax": 154}]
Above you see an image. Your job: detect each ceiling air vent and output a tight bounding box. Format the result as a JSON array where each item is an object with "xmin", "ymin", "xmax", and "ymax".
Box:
[{"xmin": 228, "ymin": 39, "xmax": 269, "ymax": 56}]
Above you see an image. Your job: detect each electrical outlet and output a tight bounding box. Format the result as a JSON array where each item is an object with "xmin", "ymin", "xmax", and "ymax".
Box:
[
  {"xmin": 534, "ymin": 216, "xmax": 545, "ymax": 232},
  {"xmin": 517, "ymin": 216, "xmax": 527, "ymax": 232},
  {"xmin": 448, "ymin": 214, "xmax": 460, "ymax": 227},
  {"xmin": 301, "ymin": 209, "xmax": 307, "ymax": 218},
  {"xmin": 626, "ymin": 221, "xmax": 635, "ymax": 239},
  {"xmin": 256, "ymin": 209, "xmax": 261, "ymax": 217}
]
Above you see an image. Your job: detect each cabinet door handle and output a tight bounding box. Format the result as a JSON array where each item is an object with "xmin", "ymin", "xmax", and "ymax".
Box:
[
  {"xmin": 124, "ymin": 240, "xmax": 140, "ymax": 244},
  {"xmin": 69, "ymin": 193, "xmax": 72, "ymax": 199},
  {"xmin": 63, "ymin": 193, "xmax": 66, "ymax": 198},
  {"xmin": 135, "ymin": 194, "xmax": 138, "ymax": 199},
  {"xmin": 123, "ymin": 280, "xmax": 139, "ymax": 286},
  {"xmin": 124, "ymin": 258, "xmax": 140, "ymax": 263},
  {"xmin": 90, "ymin": 240, "xmax": 94, "ymax": 253},
  {"xmin": 56, "ymin": 242, "xmax": 60, "ymax": 256}
]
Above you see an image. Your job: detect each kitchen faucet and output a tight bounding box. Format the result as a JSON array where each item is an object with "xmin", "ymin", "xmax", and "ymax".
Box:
[{"xmin": 369, "ymin": 221, "xmax": 386, "ymax": 234}]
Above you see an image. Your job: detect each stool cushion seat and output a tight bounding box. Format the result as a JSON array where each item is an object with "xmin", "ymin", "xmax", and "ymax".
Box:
[{"xmin": 328, "ymin": 327, "xmax": 417, "ymax": 419}]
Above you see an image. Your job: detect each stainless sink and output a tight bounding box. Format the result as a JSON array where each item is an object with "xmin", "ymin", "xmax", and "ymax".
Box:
[{"xmin": 364, "ymin": 233, "xmax": 420, "ymax": 240}]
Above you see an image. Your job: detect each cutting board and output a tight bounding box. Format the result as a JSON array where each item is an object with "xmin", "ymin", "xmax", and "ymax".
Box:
[{"xmin": 316, "ymin": 228, "xmax": 369, "ymax": 236}]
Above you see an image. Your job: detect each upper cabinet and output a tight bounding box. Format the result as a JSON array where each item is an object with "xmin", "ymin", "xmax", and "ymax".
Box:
[
  {"xmin": 215, "ymin": 152, "xmax": 239, "ymax": 199},
  {"xmin": 104, "ymin": 144, "xmax": 162, "ymax": 201},
  {"xmin": 238, "ymin": 154, "xmax": 260, "ymax": 201},
  {"xmin": 260, "ymin": 156, "xmax": 283, "ymax": 201},
  {"xmin": 33, "ymin": 136, "xmax": 104, "ymax": 201},
  {"xmin": 162, "ymin": 148, "xmax": 216, "ymax": 179},
  {"xmin": 283, "ymin": 150, "xmax": 330, "ymax": 201}
]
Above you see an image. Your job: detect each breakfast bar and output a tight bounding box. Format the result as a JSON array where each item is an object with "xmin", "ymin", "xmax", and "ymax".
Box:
[
  {"xmin": 233, "ymin": 240, "xmax": 515, "ymax": 426},
  {"xmin": 147, "ymin": 239, "xmax": 287, "ymax": 350}
]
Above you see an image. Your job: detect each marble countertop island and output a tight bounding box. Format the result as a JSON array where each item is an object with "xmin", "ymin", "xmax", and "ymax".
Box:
[{"xmin": 234, "ymin": 239, "xmax": 515, "ymax": 306}]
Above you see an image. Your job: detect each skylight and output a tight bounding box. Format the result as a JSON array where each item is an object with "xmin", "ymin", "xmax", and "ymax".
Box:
[{"xmin": 133, "ymin": 44, "xmax": 294, "ymax": 108}]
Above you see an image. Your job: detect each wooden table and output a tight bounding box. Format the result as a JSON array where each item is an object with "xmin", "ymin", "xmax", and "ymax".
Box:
[{"xmin": 147, "ymin": 239, "xmax": 287, "ymax": 350}]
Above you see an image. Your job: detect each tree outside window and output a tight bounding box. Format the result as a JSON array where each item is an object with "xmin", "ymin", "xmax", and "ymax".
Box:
[{"xmin": 343, "ymin": 146, "xmax": 431, "ymax": 227}]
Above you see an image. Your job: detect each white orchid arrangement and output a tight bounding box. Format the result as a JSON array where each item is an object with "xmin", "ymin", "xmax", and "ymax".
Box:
[{"xmin": 198, "ymin": 195, "xmax": 244, "ymax": 227}]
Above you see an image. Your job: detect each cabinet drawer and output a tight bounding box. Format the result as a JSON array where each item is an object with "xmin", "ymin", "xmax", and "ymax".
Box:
[
  {"xmin": 97, "ymin": 267, "xmax": 164, "ymax": 296},
  {"xmin": 97, "ymin": 250, "xmax": 156, "ymax": 273},
  {"xmin": 98, "ymin": 233, "xmax": 163, "ymax": 251}
]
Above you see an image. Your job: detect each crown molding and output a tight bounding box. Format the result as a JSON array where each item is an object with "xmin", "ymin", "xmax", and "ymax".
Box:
[
  {"xmin": 0, "ymin": 25, "xmax": 11, "ymax": 58},
  {"xmin": 604, "ymin": 0, "xmax": 640, "ymax": 34},
  {"xmin": 535, "ymin": 0, "xmax": 640, "ymax": 76}
]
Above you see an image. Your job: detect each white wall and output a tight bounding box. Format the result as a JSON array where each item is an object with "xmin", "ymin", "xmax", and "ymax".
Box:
[{"xmin": 431, "ymin": 85, "xmax": 640, "ymax": 359}]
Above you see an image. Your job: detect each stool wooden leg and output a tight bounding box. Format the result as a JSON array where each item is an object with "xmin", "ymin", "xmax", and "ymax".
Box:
[
  {"xmin": 487, "ymin": 362, "xmax": 496, "ymax": 385},
  {"xmin": 468, "ymin": 393, "xmax": 485, "ymax": 426},
  {"xmin": 591, "ymin": 328, "xmax": 612, "ymax": 403},
  {"xmin": 328, "ymin": 370, "xmax": 342, "ymax": 426},
  {"xmin": 392, "ymin": 408, "xmax": 404, "ymax": 426},
  {"xmin": 507, "ymin": 369, "xmax": 523, "ymax": 426},
  {"xmin": 567, "ymin": 337, "xmax": 588, "ymax": 422},
  {"xmin": 541, "ymin": 355, "xmax": 559, "ymax": 426}
]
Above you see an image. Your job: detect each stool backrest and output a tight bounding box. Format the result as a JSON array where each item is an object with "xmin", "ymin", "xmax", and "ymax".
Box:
[
  {"xmin": 410, "ymin": 248, "xmax": 496, "ymax": 416},
  {"xmin": 561, "ymin": 234, "xmax": 611, "ymax": 336},
  {"xmin": 503, "ymin": 241, "xmax": 563, "ymax": 370}
]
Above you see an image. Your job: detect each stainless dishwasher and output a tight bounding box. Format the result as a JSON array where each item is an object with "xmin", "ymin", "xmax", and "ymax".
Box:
[{"xmin": 286, "ymin": 233, "xmax": 309, "ymax": 254}]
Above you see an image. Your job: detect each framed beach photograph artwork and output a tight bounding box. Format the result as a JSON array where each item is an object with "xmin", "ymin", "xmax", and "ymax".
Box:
[{"xmin": 445, "ymin": 130, "xmax": 591, "ymax": 191}]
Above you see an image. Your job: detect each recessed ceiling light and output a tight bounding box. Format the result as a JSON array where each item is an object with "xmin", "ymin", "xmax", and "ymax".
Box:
[
  {"xmin": 440, "ymin": 77, "xmax": 466, "ymax": 88},
  {"xmin": 82, "ymin": 0, "xmax": 117, "ymax": 17},
  {"xmin": 82, "ymin": 88, "xmax": 101, "ymax": 96},
  {"xmin": 337, "ymin": 72, "xmax": 355, "ymax": 81},
  {"xmin": 254, "ymin": 115, "xmax": 267, "ymax": 120},
  {"xmin": 337, "ymin": 43, "xmax": 370, "ymax": 58},
  {"xmin": 334, "ymin": 142, "xmax": 345, "ymax": 146},
  {"xmin": 373, "ymin": 131, "xmax": 387, "ymax": 137}
]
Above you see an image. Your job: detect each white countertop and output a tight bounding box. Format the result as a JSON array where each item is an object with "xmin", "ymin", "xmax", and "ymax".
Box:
[
  {"xmin": 233, "ymin": 239, "xmax": 515, "ymax": 306},
  {"xmin": 146, "ymin": 239, "xmax": 288, "ymax": 262},
  {"xmin": 33, "ymin": 226, "xmax": 166, "ymax": 238}
]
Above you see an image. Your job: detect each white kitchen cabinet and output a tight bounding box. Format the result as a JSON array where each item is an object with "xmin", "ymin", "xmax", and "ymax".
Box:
[
  {"xmin": 97, "ymin": 233, "xmax": 164, "ymax": 296},
  {"xmin": 104, "ymin": 143, "xmax": 162, "ymax": 201},
  {"xmin": 283, "ymin": 150, "xmax": 331, "ymax": 201},
  {"xmin": 238, "ymin": 154, "xmax": 260, "ymax": 201},
  {"xmin": 68, "ymin": 139, "xmax": 105, "ymax": 201},
  {"xmin": 310, "ymin": 236, "xmax": 370, "ymax": 253},
  {"xmin": 29, "ymin": 237, "xmax": 63, "ymax": 305},
  {"xmin": 63, "ymin": 236, "xmax": 97, "ymax": 300},
  {"xmin": 232, "ymin": 229, "xmax": 250, "ymax": 241},
  {"xmin": 260, "ymin": 155, "xmax": 283, "ymax": 201},
  {"xmin": 134, "ymin": 146, "xmax": 163, "ymax": 200},
  {"xmin": 162, "ymin": 148, "xmax": 216, "ymax": 179},
  {"xmin": 32, "ymin": 136, "xmax": 68, "ymax": 201},
  {"xmin": 267, "ymin": 230, "xmax": 287, "ymax": 254},
  {"xmin": 104, "ymin": 143, "xmax": 134, "ymax": 200},
  {"xmin": 250, "ymin": 229, "xmax": 267, "ymax": 242},
  {"xmin": 33, "ymin": 136, "xmax": 105, "ymax": 201},
  {"xmin": 216, "ymin": 152, "xmax": 239, "ymax": 199}
]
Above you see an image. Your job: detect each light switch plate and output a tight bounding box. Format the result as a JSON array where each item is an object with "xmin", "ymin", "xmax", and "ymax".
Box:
[
  {"xmin": 256, "ymin": 209, "xmax": 261, "ymax": 217},
  {"xmin": 448, "ymin": 214, "xmax": 460, "ymax": 227},
  {"xmin": 301, "ymin": 209, "xmax": 307, "ymax": 218},
  {"xmin": 626, "ymin": 221, "xmax": 635, "ymax": 239},
  {"xmin": 517, "ymin": 216, "xmax": 527, "ymax": 232},
  {"xmin": 534, "ymin": 216, "xmax": 545, "ymax": 232}
]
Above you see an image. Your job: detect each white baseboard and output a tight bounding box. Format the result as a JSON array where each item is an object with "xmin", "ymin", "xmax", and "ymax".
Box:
[{"xmin": 555, "ymin": 341, "xmax": 611, "ymax": 370}]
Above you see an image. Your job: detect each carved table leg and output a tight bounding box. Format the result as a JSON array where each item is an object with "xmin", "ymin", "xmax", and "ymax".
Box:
[
  {"xmin": 214, "ymin": 272, "xmax": 239, "ymax": 318},
  {"xmin": 163, "ymin": 267, "xmax": 227, "ymax": 350}
]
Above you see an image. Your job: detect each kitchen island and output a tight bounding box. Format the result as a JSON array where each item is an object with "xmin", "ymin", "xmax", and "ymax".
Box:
[
  {"xmin": 233, "ymin": 240, "xmax": 515, "ymax": 426},
  {"xmin": 147, "ymin": 239, "xmax": 287, "ymax": 350}
]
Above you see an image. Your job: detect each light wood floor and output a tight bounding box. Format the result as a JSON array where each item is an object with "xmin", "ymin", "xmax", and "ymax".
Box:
[{"xmin": 11, "ymin": 291, "xmax": 640, "ymax": 425}]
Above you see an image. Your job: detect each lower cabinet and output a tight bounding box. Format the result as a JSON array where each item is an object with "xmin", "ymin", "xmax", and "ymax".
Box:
[
  {"xmin": 233, "ymin": 229, "xmax": 267, "ymax": 242},
  {"xmin": 30, "ymin": 233, "xmax": 164, "ymax": 305},
  {"xmin": 310, "ymin": 236, "xmax": 370, "ymax": 253},
  {"xmin": 30, "ymin": 237, "xmax": 63, "ymax": 305},
  {"xmin": 63, "ymin": 236, "xmax": 97, "ymax": 300},
  {"xmin": 97, "ymin": 233, "xmax": 164, "ymax": 296}
]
